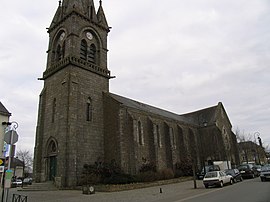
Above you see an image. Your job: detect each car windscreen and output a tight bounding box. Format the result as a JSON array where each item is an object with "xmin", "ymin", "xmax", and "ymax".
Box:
[
  {"xmin": 261, "ymin": 166, "xmax": 270, "ymax": 171},
  {"xmin": 205, "ymin": 172, "xmax": 218, "ymax": 178},
  {"xmin": 225, "ymin": 170, "xmax": 234, "ymax": 175},
  {"xmin": 238, "ymin": 165, "xmax": 248, "ymax": 170}
]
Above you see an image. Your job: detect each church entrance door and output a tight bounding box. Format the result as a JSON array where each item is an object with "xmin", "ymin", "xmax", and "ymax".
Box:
[
  {"xmin": 47, "ymin": 139, "xmax": 58, "ymax": 181},
  {"xmin": 49, "ymin": 156, "xmax": 57, "ymax": 181}
]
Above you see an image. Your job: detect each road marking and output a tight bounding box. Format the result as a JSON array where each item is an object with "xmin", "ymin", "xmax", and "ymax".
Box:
[{"xmin": 174, "ymin": 184, "xmax": 237, "ymax": 202}]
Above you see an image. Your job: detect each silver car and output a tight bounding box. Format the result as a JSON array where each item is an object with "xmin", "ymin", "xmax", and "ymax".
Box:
[
  {"xmin": 260, "ymin": 164, "xmax": 270, "ymax": 182},
  {"xmin": 203, "ymin": 171, "xmax": 233, "ymax": 188}
]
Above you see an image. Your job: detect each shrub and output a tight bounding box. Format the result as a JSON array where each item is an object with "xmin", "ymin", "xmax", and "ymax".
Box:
[
  {"xmin": 139, "ymin": 161, "xmax": 156, "ymax": 173},
  {"xmin": 136, "ymin": 171, "xmax": 159, "ymax": 182},
  {"xmin": 175, "ymin": 156, "xmax": 193, "ymax": 177},
  {"xmin": 80, "ymin": 160, "xmax": 136, "ymax": 185},
  {"xmin": 103, "ymin": 173, "xmax": 137, "ymax": 184},
  {"xmin": 159, "ymin": 168, "xmax": 174, "ymax": 180}
]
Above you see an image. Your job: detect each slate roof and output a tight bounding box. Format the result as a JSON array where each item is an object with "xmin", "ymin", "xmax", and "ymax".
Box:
[
  {"xmin": 0, "ymin": 102, "xmax": 11, "ymax": 116},
  {"xmin": 180, "ymin": 105, "xmax": 218, "ymax": 126},
  {"xmin": 108, "ymin": 93, "xmax": 219, "ymax": 126}
]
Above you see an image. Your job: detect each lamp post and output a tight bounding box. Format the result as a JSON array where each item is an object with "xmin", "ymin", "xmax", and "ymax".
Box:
[
  {"xmin": 254, "ymin": 132, "xmax": 261, "ymax": 165},
  {"xmin": 201, "ymin": 121, "xmax": 207, "ymax": 178}
]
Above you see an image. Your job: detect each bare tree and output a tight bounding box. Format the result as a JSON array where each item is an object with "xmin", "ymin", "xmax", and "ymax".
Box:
[
  {"xmin": 234, "ymin": 127, "xmax": 254, "ymax": 164},
  {"xmin": 16, "ymin": 149, "xmax": 33, "ymax": 177},
  {"xmin": 234, "ymin": 127, "xmax": 253, "ymax": 143}
]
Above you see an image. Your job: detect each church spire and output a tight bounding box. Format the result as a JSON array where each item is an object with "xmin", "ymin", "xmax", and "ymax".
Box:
[
  {"xmin": 97, "ymin": 0, "xmax": 109, "ymax": 29},
  {"xmin": 61, "ymin": 0, "xmax": 97, "ymax": 20},
  {"xmin": 49, "ymin": 0, "xmax": 101, "ymax": 30}
]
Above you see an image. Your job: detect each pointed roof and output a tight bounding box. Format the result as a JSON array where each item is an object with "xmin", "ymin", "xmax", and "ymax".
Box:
[
  {"xmin": 61, "ymin": 0, "xmax": 97, "ymax": 20},
  {"xmin": 97, "ymin": 0, "xmax": 109, "ymax": 29},
  {"xmin": 49, "ymin": 0, "xmax": 109, "ymax": 30},
  {"xmin": 180, "ymin": 105, "xmax": 217, "ymax": 126},
  {"xmin": 49, "ymin": 5, "xmax": 62, "ymax": 29},
  {"xmin": 0, "ymin": 102, "xmax": 11, "ymax": 116},
  {"xmin": 180, "ymin": 102, "xmax": 231, "ymax": 127}
]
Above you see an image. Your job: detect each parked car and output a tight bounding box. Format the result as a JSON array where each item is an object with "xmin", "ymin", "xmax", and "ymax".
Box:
[
  {"xmin": 260, "ymin": 164, "xmax": 270, "ymax": 182},
  {"xmin": 11, "ymin": 179, "xmax": 23, "ymax": 187},
  {"xmin": 253, "ymin": 165, "xmax": 262, "ymax": 176},
  {"xmin": 197, "ymin": 165, "xmax": 220, "ymax": 180},
  {"xmin": 203, "ymin": 171, "xmax": 233, "ymax": 188},
  {"xmin": 238, "ymin": 164, "xmax": 256, "ymax": 178},
  {"xmin": 23, "ymin": 178, "xmax": 33, "ymax": 185},
  {"xmin": 224, "ymin": 169, "xmax": 243, "ymax": 182}
]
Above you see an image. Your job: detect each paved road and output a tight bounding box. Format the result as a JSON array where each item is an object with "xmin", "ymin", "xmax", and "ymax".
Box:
[
  {"xmin": 182, "ymin": 178, "xmax": 270, "ymax": 202},
  {"xmin": 6, "ymin": 178, "xmax": 270, "ymax": 202}
]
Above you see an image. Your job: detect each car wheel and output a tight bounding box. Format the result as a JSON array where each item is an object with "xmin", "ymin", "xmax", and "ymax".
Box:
[
  {"xmin": 220, "ymin": 181, "xmax": 223, "ymax": 188},
  {"xmin": 205, "ymin": 185, "xmax": 209, "ymax": 189}
]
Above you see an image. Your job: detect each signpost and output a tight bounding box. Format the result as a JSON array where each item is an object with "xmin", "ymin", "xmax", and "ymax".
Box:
[
  {"xmin": 1, "ymin": 122, "xmax": 19, "ymax": 202},
  {"xmin": 4, "ymin": 130, "xmax": 18, "ymax": 145}
]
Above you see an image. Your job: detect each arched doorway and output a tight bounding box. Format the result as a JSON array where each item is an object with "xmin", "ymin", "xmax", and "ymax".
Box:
[{"xmin": 47, "ymin": 139, "xmax": 58, "ymax": 181}]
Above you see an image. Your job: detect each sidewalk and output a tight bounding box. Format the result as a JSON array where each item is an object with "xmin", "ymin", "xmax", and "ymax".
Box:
[{"xmin": 9, "ymin": 180, "xmax": 210, "ymax": 202}]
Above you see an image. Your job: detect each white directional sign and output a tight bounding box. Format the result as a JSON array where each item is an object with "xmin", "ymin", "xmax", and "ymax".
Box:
[{"xmin": 4, "ymin": 130, "xmax": 19, "ymax": 145}]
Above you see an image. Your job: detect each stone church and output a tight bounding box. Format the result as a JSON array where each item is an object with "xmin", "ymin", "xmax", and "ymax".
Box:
[{"xmin": 34, "ymin": 0, "xmax": 239, "ymax": 188}]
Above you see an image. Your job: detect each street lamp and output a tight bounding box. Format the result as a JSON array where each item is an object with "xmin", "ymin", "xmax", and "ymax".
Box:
[
  {"xmin": 253, "ymin": 132, "xmax": 261, "ymax": 165},
  {"xmin": 254, "ymin": 132, "xmax": 260, "ymax": 144}
]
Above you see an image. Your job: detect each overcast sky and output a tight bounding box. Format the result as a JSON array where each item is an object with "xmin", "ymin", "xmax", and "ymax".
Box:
[{"xmin": 0, "ymin": 0, "xmax": 270, "ymax": 154}]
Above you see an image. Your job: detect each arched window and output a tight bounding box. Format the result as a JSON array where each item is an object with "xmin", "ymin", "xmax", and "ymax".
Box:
[
  {"xmin": 153, "ymin": 124, "xmax": 162, "ymax": 148},
  {"xmin": 88, "ymin": 44, "xmax": 96, "ymax": 64},
  {"xmin": 52, "ymin": 98, "xmax": 56, "ymax": 123},
  {"xmin": 138, "ymin": 121, "xmax": 144, "ymax": 145},
  {"xmin": 86, "ymin": 97, "xmax": 92, "ymax": 121},
  {"xmin": 48, "ymin": 140, "xmax": 57, "ymax": 154},
  {"xmin": 62, "ymin": 40, "xmax": 66, "ymax": 58},
  {"xmin": 80, "ymin": 40, "xmax": 87, "ymax": 60},
  {"xmin": 169, "ymin": 127, "xmax": 176, "ymax": 149},
  {"xmin": 56, "ymin": 45, "xmax": 62, "ymax": 61}
]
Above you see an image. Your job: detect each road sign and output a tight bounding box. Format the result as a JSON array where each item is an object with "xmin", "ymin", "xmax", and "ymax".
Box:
[
  {"xmin": 0, "ymin": 158, "xmax": 4, "ymax": 172},
  {"xmin": 4, "ymin": 130, "xmax": 18, "ymax": 144}
]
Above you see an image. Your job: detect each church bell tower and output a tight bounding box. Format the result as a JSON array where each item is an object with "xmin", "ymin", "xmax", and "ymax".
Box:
[{"xmin": 34, "ymin": 0, "xmax": 111, "ymax": 188}]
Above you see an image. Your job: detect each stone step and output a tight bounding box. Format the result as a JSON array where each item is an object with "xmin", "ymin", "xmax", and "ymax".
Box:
[{"xmin": 18, "ymin": 182, "xmax": 58, "ymax": 191}]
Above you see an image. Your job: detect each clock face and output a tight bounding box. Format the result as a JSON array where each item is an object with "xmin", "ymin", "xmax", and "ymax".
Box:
[
  {"xmin": 86, "ymin": 32, "xmax": 93, "ymax": 40},
  {"xmin": 60, "ymin": 32, "xmax": 65, "ymax": 41}
]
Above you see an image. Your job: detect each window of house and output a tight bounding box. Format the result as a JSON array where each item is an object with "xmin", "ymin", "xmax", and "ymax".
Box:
[{"xmin": 86, "ymin": 97, "xmax": 92, "ymax": 121}]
